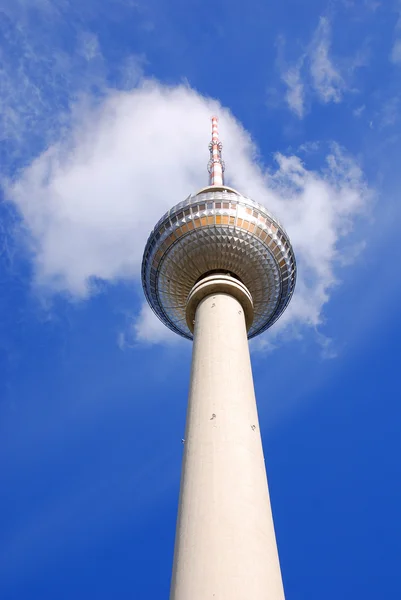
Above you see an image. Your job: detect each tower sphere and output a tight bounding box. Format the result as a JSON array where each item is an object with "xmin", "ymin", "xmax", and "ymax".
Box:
[{"xmin": 141, "ymin": 122, "xmax": 296, "ymax": 340}]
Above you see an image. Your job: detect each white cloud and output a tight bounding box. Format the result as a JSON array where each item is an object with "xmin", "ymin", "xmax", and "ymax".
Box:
[
  {"xmin": 353, "ymin": 104, "xmax": 366, "ymax": 117},
  {"xmin": 379, "ymin": 96, "xmax": 399, "ymax": 128},
  {"xmin": 391, "ymin": 39, "xmax": 401, "ymax": 63},
  {"xmin": 77, "ymin": 31, "xmax": 102, "ymax": 61},
  {"xmin": 341, "ymin": 0, "xmax": 381, "ymax": 12},
  {"xmin": 281, "ymin": 60, "xmax": 305, "ymax": 118},
  {"xmin": 120, "ymin": 304, "xmax": 182, "ymax": 347},
  {"xmin": 390, "ymin": 2, "xmax": 401, "ymax": 64},
  {"xmin": 309, "ymin": 17, "xmax": 345, "ymax": 104},
  {"xmin": 277, "ymin": 16, "xmax": 364, "ymax": 117},
  {"xmin": 5, "ymin": 81, "xmax": 371, "ymax": 346},
  {"xmin": 0, "ymin": 0, "xmax": 144, "ymax": 170}
]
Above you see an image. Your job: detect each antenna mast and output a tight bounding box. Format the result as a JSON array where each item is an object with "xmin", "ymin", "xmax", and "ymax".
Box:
[{"xmin": 207, "ymin": 116, "xmax": 225, "ymax": 186}]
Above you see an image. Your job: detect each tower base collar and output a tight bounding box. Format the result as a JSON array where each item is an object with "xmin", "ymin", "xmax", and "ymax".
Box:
[{"xmin": 186, "ymin": 273, "xmax": 254, "ymax": 333}]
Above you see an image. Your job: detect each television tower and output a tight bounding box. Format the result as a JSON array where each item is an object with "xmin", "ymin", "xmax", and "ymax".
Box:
[{"xmin": 142, "ymin": 117, "xmax": 296, "ymax": 600}]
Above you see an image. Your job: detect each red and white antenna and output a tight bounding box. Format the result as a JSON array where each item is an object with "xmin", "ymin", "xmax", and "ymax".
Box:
[{"xmin": 207, "ymin": 116, "xmax": 225, "ymax": 187}]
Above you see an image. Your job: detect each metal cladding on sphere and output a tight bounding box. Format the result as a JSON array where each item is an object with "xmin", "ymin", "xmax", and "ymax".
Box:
[{"xmin": 141, "ymin": 119, "xmax": 296, "ymax": 340}]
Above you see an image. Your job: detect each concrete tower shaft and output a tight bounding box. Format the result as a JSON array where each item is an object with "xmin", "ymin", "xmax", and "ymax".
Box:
[{"xmin": 170, "ymin": 273, "xmax": 285, "ymax": 600}]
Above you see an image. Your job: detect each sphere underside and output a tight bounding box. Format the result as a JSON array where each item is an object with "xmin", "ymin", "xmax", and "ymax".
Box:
[{"xmin": 142, "ymin": 187, "xmax": 296, "ymax": 339}]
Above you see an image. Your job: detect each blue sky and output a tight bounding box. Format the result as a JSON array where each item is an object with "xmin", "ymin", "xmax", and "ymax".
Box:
[{"xmin": 1, "ymin": 0, "xmax": 401, "ymax": 598}]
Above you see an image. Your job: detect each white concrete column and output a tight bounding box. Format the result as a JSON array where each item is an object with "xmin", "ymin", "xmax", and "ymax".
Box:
[{"xmin": 170, "ymin": 274, "xmax": 285, "ymax": 600}]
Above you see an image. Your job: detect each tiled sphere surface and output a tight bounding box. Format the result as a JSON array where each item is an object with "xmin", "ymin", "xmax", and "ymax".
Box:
[{"xmin": 141, "ymin": 186, "xmax": 296, "ymax": 340}]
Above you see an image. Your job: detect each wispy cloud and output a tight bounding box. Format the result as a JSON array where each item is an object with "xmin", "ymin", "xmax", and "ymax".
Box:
[
  {"xmin": 309, "ymin": 17, "xmax": 345, "ymax": 104},
  {"xmin": 281, "ymin": 59, "xmax": 306, "ymax": 118},
  {"xmin": 379, "ymin": 96, "xmax": 399, "ymax": 128},
  {"xmin": 119, "ymin": 304, "xmax": 181, "ymax": 347},
  {"xmin": 390, "ymin": 2, "xmax": 401, "ymax": 64},
  {"xmin": 0, "ymin": 0, "xmax": 144, "ymax": 171},
  {"xmin": 353, "ymin": 104, "xmax": 366, "ymax": 117},
  {"xmin": 278, "ymin": 16, "xmax": 361, "ymax": 118},
  {"xmin": 391, "ymin": 40, "xmax": 401, "ymax": 63},
  {"xmin": 340, "ymin": 0, "xmax": 381, "ymax": 13}
]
